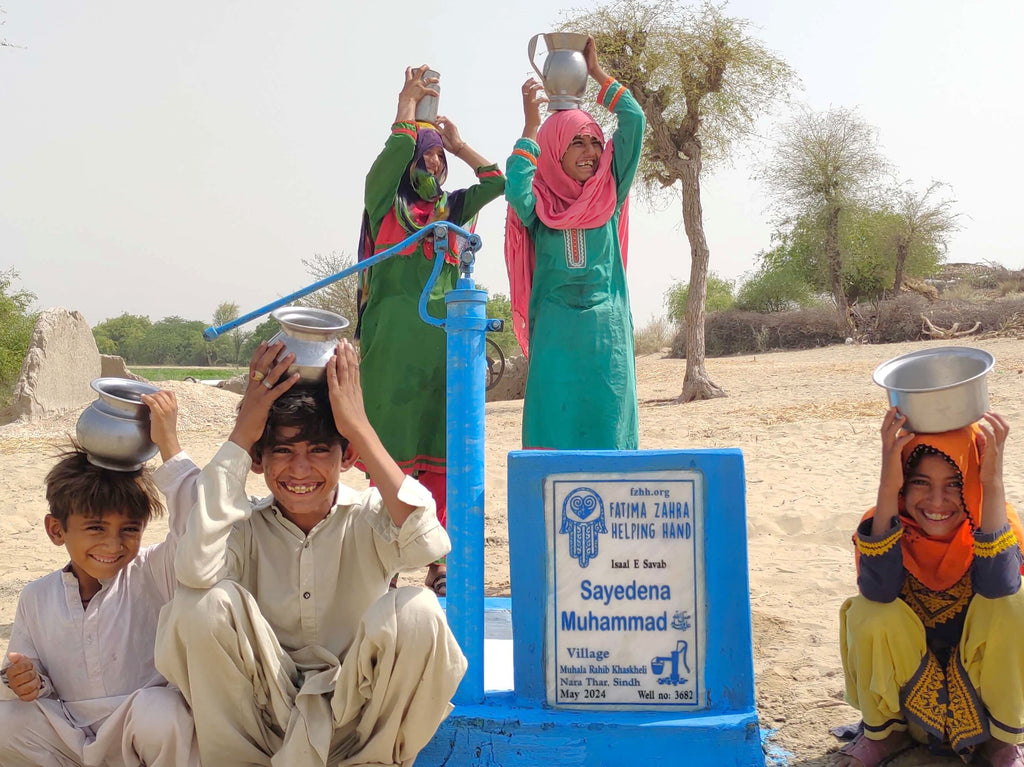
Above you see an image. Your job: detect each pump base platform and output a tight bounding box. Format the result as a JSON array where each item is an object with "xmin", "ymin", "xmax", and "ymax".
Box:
[
  {"xmin": 419, "ymin": 599, "xmax": 766, "ymax": 767},
  {"xmin": 420, "ymin": 696, "xmax": 763, "ymax": 766}
]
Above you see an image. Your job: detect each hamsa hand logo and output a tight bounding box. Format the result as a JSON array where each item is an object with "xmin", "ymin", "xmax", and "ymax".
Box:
[{"xmin": 560, "ymin": 487, "xmax": 606, "ymax": 568}]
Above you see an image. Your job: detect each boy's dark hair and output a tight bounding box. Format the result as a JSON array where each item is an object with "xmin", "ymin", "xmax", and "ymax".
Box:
[
  {"xmin": 45, "ymin": 449, "xmax": 164, "ymax": 528},
  {"xmin": 252, "ymin": 385, "xmax": 349, "ymax": 456}
]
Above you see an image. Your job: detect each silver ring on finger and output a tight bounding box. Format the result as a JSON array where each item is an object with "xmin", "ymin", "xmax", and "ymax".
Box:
[{"xmin": 262, "ymin": 379, "xmax": 274, "ymax": 390}]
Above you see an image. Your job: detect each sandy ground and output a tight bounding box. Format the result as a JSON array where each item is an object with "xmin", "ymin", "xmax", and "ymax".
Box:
[{"xmin": 3, "ymin": 336, "xmax": 1023, "ymax": 766}]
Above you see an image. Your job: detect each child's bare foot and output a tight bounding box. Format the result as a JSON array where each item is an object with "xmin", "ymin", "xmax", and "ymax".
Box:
[{"xmin": 830, "ymin": 731, "xmax": 912, "ymax": 767}]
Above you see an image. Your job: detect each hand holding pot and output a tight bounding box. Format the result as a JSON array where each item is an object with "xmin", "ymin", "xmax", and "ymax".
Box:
[
  {"xmin": 229, "ymin": 341, "xmax": 298, "ymax": 453},
  {"xmin": 872, "ymin": 406, "xmax": 915, "ymax": 536},
  {"xmin": 326, "ymin": 340, "xmax": 370, "ymax": 443},
  {"xmin": 976, "ymin": 411, "xmax": 1010, "ymax": 534},
  {"xmin": 520, "ymin": 78, "xmax": 548, "ymax": 140},
  {"xmin": 327, "ymin": 339, "xmax": 417, "ymax": 528},
  {"xmin": 583, "ymin": 36, "xmax": 609, "ymax": 83},
  {"xmin": 396, "ymin": 65, "xmax": 439, "ymax": 123},
  {"xmin": 141, "ymin": 389, "xmax": 181, "ymax": 462}
]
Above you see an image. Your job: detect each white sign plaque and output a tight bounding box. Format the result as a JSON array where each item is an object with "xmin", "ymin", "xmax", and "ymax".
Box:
[{"xmin": 545, "ymin": 471, "xmax": 705, "ymax": 709}]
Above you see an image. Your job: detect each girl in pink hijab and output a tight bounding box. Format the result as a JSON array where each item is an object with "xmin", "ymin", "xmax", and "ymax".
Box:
[{"xmin": 504, "ymin": 36, "xmax": 645, "ymax": 449}]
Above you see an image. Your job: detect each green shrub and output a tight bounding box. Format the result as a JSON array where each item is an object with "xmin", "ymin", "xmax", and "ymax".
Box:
[
  {"xmin": 664, "ymin": 273, "xmax": 735, "ymax": 324},
  {"xmin": 0, "ymin": 270, "xmax": 38, "ymax": 407},
  {"xmin": 484, "ymin": 293, "xmax": 520, "ymax": 357},
  {"xmin": 735, "ymin": 266, "xmax": 819, "ymax": 313}
]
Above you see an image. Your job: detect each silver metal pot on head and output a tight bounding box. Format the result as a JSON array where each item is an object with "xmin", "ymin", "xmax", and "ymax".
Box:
[
  {"xmin": 268, "ymin": 306, "xmax": 350, "ymax": 383},
  {"xmin": 872, "ymin": 346, "xmax": 994, "ymax": 433},
  {"xmin": 76, "ymin": 378, "xmax": 161, "ymax": 471},
  {"xmin": 528, "ymin": 32, "xmax": 589, "ymax": 111}
]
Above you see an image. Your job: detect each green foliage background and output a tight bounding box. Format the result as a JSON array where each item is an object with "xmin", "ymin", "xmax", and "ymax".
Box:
[{"xmin": 0, "ymin": 269, "xmax": 37, "ymax": 406}]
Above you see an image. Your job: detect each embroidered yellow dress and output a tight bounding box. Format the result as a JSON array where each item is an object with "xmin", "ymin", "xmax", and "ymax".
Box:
[{"xmin": 840, "ymin": 432, "xmax": 1024, "ymax": 762}]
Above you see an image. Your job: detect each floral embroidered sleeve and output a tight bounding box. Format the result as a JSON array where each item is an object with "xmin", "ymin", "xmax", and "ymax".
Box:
[
  {"xmin": 856, "ymin": 517, "xmax": 905, "ymax": 602},
  {"xmin": 972, "ymin": 523, "xmax": 1023, "ymax": 598}
]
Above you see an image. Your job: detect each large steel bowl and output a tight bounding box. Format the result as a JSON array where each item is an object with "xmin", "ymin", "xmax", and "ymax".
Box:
[
  {"xmin": 872, "ymin": 346, "xmax": 994, "ymax": 433},
  {"xmin": 268, "ymin": 306, "xmax": 350, "ymax": 383}
]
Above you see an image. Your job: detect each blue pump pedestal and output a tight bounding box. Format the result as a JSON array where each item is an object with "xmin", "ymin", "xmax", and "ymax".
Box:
[{"xmin": 419, "ymin": 401, "xmax": 765, "ymax": 761}]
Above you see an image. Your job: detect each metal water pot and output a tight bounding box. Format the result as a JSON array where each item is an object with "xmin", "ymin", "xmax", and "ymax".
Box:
[
  {"xmin": 415, "ymin": 69, "xmax": 440, "ymax": 124},
  {"xmin": 268, "ymin": 306, "xmax": 350, "ymax": 383},
  {"xmin": 76, "ymin": 378, "xmax": 161, "ymax": 471},
  {"xmin": 528, "ymin": 32, "xmax": 590, "ymax": 111},
  {"xmin": 872, "ymin": 346, "xmax": 994, "ymax": 433}
]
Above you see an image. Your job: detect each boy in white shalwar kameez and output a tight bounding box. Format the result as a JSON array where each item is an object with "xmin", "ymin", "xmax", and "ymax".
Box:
[
  {"xmin": 154, "ymin": 339, "xmax": 466, "ymax": 767},
  {"xmin": 0, "ymin": 390, "xmax": 200, "ymax": 767}
]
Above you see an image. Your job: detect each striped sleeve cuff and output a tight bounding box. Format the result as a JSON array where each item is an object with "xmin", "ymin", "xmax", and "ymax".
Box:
[
  {"xmin": 512, "ymin": 138, "xmax": 539, "ymax": 166},
  {"xmin": 476, "ymin": 164, "xmax": 504, "ymax": 179},
  {"xmin": 975, "ymin": 524, "xmax": 1019, "ymax": 558},
  {"xmin": 390, "ymin": 121, "xmax": 417, "ymax": 141},
  {"xmin": 856, "ymin": 517, "xmax": 902, "ymax": 557},
  {"xmin": 598, "ymin": 79, "xmax": 626, "ymax": 111}
]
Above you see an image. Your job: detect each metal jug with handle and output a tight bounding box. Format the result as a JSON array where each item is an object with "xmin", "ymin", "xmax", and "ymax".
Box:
[
  {"xmin": 415, "ymin": 68, "xmax": 440, "ymax": 124},
  {"xmin": 528, "ymin": 32, "xmax": 589, "ymax": 111}
]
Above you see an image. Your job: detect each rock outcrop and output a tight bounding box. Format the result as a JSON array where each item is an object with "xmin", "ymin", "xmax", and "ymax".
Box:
[
  {"xmin": 7, "ymin": 309, "xmax": 101, "ymax": 421},
  {"xmin": 487, "ymin": 353, "xmax": 527, "ymax": 402},
  {"xmin": 100, "ymin": 354, "xmax": 149, "ymax": 382}
]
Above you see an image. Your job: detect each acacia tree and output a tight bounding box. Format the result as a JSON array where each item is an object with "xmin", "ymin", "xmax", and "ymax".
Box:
[
  {"xmin": 563, "ymin": 0, "xmax": 796, "ymax": 401},
  {"xmin": 888, "ymin": 180, "xmax": 960, "ymax": 296},
  {"xmin": 759, "ymin": 107, "xmax": 888, "ymax": 324},
  {"xmin": 297, "ymin": 252, "xmax": 359, "ymax": 342}
]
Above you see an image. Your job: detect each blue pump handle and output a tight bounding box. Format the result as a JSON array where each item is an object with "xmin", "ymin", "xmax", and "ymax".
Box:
[{"xmin": 203, "ymin": 221, "xmax": 480, "ymax": 340}]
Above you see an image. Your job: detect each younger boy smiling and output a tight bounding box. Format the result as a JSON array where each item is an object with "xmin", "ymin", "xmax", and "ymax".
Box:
[{"xmin": 0, "ymin": 390, "xmax": 200, "ymax": 767}]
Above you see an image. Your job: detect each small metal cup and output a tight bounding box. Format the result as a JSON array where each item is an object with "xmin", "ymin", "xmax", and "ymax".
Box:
[{"xmin": 415, "ymin": 69, "xmax": 440, "ymax": 124}]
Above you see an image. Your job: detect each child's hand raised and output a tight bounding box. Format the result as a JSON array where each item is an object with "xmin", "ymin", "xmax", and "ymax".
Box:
[
  {"xmin": 879, "ymin": 407, "xmax": 915, "ymax": 492},
  {"xmin": 976, "ymin": 412, "xmax": 1009, "ymax": 488},
  {"xmin": 142, "ymin": 389, "xmax": 181, "ymax": 462},
  {"xmin": 399, "ymin": 65, "xmax": 439, "ymax": 105},
  {"xmin": 873, "ymin": 407, "xmax": 915, "ymax": 535},
  {"xmin": 4, "ymin": 652, "xmax": 41, "ymax": 701},
  {"xmin": 228, "ymin": 341, "xmax": 299, "ymax": 452},
  {"xmin": 326, "ymin": 340, "xmax": 370, "ymax": 444}
]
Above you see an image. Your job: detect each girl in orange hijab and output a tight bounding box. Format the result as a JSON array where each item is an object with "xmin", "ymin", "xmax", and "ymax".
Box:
[{"xmin": 835, "ymin": 409, "xmax": 1024, "ymax": 767}]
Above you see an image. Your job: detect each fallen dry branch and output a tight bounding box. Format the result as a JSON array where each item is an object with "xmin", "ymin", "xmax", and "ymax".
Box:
[{"xmin": 921, "ymin": 315, "xmax": 981, "ymax": 339}]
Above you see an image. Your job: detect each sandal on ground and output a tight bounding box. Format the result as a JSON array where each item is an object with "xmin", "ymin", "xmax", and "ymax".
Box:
[
  {"xmin": 831, "ymin": 731, "xmax": 914, "ymax": 767},
  {"xmin": 427, "ymin": 575, "xmax": 446, "ymax": 597},
  {"xmin": 984, "ymin": 741, "xmax": 1024, "ymax": 767}
]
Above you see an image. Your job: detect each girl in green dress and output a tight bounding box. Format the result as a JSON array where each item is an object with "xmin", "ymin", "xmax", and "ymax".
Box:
[{"xmin": 358, "ymin": 66, "xmax": 505, "ymax": 594}]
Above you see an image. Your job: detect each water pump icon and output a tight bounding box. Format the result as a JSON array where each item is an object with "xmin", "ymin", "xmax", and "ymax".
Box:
[{"xmin": 651, "ymin": 640, "xmax": 690, "ymax": 685}]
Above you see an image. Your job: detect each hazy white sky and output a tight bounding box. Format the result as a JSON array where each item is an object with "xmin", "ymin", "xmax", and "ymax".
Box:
[{"xmin": 2, "ymin": 0, "xmax": 1021, "ymax": 329}]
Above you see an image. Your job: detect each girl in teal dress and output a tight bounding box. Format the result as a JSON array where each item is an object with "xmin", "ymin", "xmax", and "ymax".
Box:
[
  {"xmin": 504, "ymin": 38, "xmax": 645, "ymax": 450},
  {"xmin": 359, "ymin": 66, "xmax": 505, "ymax": 593}
]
